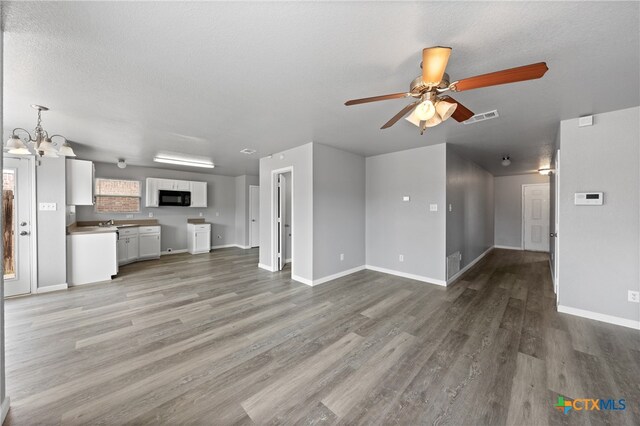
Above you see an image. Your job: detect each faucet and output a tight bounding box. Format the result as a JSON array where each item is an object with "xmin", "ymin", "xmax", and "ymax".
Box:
[{"xmin": 99, "ymin": 219, "xmax": 114, "ymax": 227}]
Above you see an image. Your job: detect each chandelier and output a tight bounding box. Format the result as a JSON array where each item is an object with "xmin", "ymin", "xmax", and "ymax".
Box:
[{"xmin": 5, "ymin": 105, "xmax": 76, "ymax": 157}]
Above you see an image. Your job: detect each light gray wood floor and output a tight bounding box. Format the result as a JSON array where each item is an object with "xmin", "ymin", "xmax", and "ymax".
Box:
[{"xmin": 5, "ymin": 248, "xmax": 640, "ymax": 425}]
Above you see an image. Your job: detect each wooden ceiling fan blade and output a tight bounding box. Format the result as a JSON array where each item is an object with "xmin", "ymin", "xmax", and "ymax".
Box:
[
  {"xmin": 440, "ymin": 96, "xmax": 474, "ymax": 122},
  {"xmin": 422, "ymin": 46, "xmax": 452, "ymax": 86},
  {"xmin": 380, "ymin": 101, "xmax": 420, "ymax": 129},
  {"xmin": 345, "ymin": 92, "xmax": 411, "ymax": 106},
  {"xmin": 451, "ymin": 62, "xmax": 548, "ymax": 92}
]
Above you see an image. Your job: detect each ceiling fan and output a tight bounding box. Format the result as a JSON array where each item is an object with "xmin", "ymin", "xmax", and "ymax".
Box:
[{"xmin": 345, "ymin": 47, "xmax": 548, "ymax": 134}]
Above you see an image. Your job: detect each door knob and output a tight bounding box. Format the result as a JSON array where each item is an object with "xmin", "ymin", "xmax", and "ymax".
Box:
[
  {"xmin": 19, "ymin": 231, "xmax": 30, "ymax": 236},
  {"xmin": 20, "ymin": 222, "xmax": 27, "ymax": 226},
  {"xmin": 251, "ymin": 219, "xmax": 256, "ymax": 222}
]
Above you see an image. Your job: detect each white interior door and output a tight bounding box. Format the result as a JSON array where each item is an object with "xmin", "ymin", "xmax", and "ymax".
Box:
[
  {"xmin": 3, "ymin": 157, "xmax": 34, "ymax": 297},
  {"xmin": 249, "ymin": 185, "xmax": 260, "ymax": 248},
  {"xmin": 277, "ymin": 175, "xmax": 286, "ymax": 270},
  {"xmin": 554, "ymin": 150, "xmax": 560, "ymax": 295},
  {"xmin": 523, "ymin": 183, "xmax": 550, "ymax": 252}
]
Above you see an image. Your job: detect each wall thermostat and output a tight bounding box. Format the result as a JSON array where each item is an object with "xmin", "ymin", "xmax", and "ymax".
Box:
[{"xmin": 574, "ymin": 192, "xmax": 603, "ymax": 205}]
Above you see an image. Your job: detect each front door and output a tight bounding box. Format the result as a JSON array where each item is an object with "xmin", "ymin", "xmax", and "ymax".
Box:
[
  {"xmin": 3, "ymin": 157, "xmax": 34, "ymax": 297},
  {"xmin": 249, "ymin": 185, "xmax": 260, "ymax": 248},
  {"xmin": 523, "ymin": 183, "xmax": 550, "ymax": 252}
]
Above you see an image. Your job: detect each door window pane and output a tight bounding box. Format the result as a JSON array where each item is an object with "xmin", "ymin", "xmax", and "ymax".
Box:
[{"xmin": 3, "ymin": 171, "xmax": 16, "ymax": 279}]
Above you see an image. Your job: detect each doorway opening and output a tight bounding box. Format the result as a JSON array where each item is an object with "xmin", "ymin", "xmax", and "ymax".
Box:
[
  {"xmin": 522, "ymin": 183, "xmax": 550, "ymax": 252},
  {"xmin": 3, "ymin": 156, "xmax": 36, "ymax": 297},
  {"xmin": 271, "ymin": 167, "xmax": 293, "ymax": 272},
  {"xmin": 249, "ymin": 185, "xmax": 260, "ymax": 248}
]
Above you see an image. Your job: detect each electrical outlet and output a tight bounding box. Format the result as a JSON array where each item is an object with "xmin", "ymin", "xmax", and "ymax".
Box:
[
  {"xmin": 449, "ymin": 204, "xmax": 452, "ymax": 212},
  {"xmin": 215, "ymin": 212, "xmax": 220, "ymax": 217},
  {"xmin": 399, "ymin": 254, "xmax": 404, "ymax": 262},
  {"xmin": 430, "ymin": 204, "xmax": 438, "ymax": 212},
  {"xmin": 217, "ymin": 235, "xmax": 222, "ymax": 239},
  {"xmin": 126, "ymin": 214, "xmax": 134, "ymax": 219},
  {"xmin": 628, "ymin": 290, "xmax": 640, "ymax": 303},
  {"xmin": 148, "ymin": 212, "xmax": 154, "ymax": 218},
  {"xmin": 199, "ymin": 212, "xmax": 203, "ymax": 217},
  {"xmin": 402, "ymin": 196, "xmax": 410, "ymax": 202},
  {"xmin": 340, "ymin": 253, "xmax": 344, "ymax": 261}
]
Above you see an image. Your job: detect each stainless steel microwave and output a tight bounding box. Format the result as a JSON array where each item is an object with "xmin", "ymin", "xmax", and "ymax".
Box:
[{"xmin": 159, "ymin": 190, "xmax": 191, "ymax": 206}]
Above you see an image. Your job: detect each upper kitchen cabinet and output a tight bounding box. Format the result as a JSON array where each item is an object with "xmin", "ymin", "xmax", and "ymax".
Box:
[
  {"xmin": 66, "ymin": 159, "xmax": 94, "ymax": 205},
  {"xmin": 145, "ymin": 178, "xmax": 159, "ymax": 207},
  {"xmin": 190, "ymin": 181, "xmax": 207, "ymax": 207}
]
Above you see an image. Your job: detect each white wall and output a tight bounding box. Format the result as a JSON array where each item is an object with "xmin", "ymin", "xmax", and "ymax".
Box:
[
  {"xmin": 446, "ymin": 147, "xmax": 494, "ymax": 274},
  {"xmin": 77, "ymin": 162, "xmax": 237, "ymax": 251},
  {"xmin": 37, "ymin": 157, "xmax": 67, "ymax": 288},
  {"xmin": 494, "ymin": 173, "xmax": 550, "ymax": 249},
  {"xmin": 366, "ymin": 144, "xmax": 447, "ymax": 283},
  {"xmin": 259, "ymin": 143, "xmax": 314, "ymax": 282},
  {"xmin": 313, "ymin": 143, "xmax": 366, "ymax": 281},
  {"xmin": 558, "ymin": 106, "xmax": 640, "ymax": 326}
]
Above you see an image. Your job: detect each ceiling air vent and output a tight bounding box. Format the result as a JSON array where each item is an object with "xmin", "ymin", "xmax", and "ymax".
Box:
[
  {"xmin": 463, "ymin": 110, "xmax": 499, "ymax": 124},
  {"xmin": 240, "ymin": 148, "xmax": 257, "ymax": 155}
]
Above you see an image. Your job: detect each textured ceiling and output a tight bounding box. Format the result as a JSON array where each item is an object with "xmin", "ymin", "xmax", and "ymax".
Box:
[{"xmin": 3, "ymin": 1, "xmax": 639, "ymax": 176}]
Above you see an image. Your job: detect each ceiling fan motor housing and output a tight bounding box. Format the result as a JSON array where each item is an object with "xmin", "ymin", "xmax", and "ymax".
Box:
[{"xmin": 410, "ymin": 73, "xmax": 450, "ymax": 96}]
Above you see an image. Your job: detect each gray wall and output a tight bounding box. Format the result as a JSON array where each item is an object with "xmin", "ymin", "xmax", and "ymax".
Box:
[
  {"xmin": 366, "ymin": 144, "xmax": 447, "ymax": 282},
  {"xmin": 37, "ymin": 157, "xmax": 67, "ymax": 288},
  {"xmin": 234, "ymin": 174, "xmax": 259, "ymax": 248},
  {"xmin": 494, "ymin": 173, "xmax": 550, "ymax": 249},
  {"xmin": 259, "ymin": 143, "xmax": 313, "ymax": 282},
  {"xmin": 77, "ymin": 162, "xmax": 237, "ymax": 251},
  {"xmin": 558, "ymin": 106, "xmax": 640, "ymax": 323},
  {"xmin": 313, "ymin": 143, "xmax": 366, "ymax": 280},
  {"xmin": 446, "ymin": 147, "xmax": 494, "ymax": 272}
]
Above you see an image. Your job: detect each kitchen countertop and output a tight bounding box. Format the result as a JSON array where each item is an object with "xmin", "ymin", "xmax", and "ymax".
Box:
[{"xmin": 68, "ymin": 219, "xmax": 160, "ymax": 235}]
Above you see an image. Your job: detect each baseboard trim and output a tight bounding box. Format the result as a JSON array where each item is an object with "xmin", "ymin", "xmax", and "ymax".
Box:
[
  {"xmin": 1, "ymin": 397, "xmax": 10, "ymax": 425},
  {"xmin": 447, "ymin": 246, "xmax": 493, "ymax": 285},
  {"xmin": 291, "ymin": 274, "xmax": 313, "ymax": 286},
  {"xmin": 285, "ymin": 258, "xmax": 292, "ymax": 263},
  {"xmin": 364, "ymin": 265, "xmax": 446, "ymax": 287},
  {"xmin": 210, "ymin": 244, "xmax": 237, "ymax": 250},
  {"xmin": 310, "ymin": 265, "xmax": 366, "ymax": 286},
  {"xmin": 36, "ymin": 283, "xmax": 68, "ymax": 294},
  {"xmin": 258, "ymin": 263, "xmax": 277, "ymax": 272},
  {"xmin": 161, "ymin": 249, "xmax": 188, "ymax": 256},
  {"xmin": 558, "ymin": 305, "xmax": 640, "ymax": 330},
  {"xmin": 494, "ymin": 245, "xmax": 523, "ymax": 250}
]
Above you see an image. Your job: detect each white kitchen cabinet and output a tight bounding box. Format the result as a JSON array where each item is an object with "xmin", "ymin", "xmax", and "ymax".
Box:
[
  {"xmin": 145, "ymin": 178, "xmax": 159, "ymax": 207},
  {"xmin": 156, "ymin": 179, "xmax": 174, "ymax": 191},
  {"xmin": 190, "ymin": 181, "xmax": 208, "ymax": 207},
  {"xmin": 117, "ymin": 227, "xmax": 139, "ymax": 265},
  {"xmin": 187, "ymin": 223, "xmax": 211, "ymax": 254},
  {"xmin": 174, "ymin": 180, "xmax": 190, "ymax": 191},
  {"xmin": 138, "ymin": 226, "xmax": 161, "ymax": 259},
  {"xmin": 67, "ymin": 231, "xmax": 118, "ymax": 285},
  {"xmin": 66, "ymin": 159, "xmax": 94, "ymax": 205}
]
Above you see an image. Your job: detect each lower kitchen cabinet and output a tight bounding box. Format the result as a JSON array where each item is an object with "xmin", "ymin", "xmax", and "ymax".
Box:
[
  {"xmin": 118, "ymin": 226, "xmax": 161, "ymax": 265},
  {"xmin": 138, "ymin": 226, "xmax": 161, "ymax": 259},
  {"xmin": 187, "ymin": 223, "xmax": 211, "ymax": 254}
]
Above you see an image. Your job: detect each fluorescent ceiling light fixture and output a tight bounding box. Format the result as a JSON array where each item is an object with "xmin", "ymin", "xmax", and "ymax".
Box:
[
  {"xmin": 153, "ymin": 154, "xmax": 214, "ymax": 169},
  {"xmin": 240, "ymin": 148, "xmax": 257, "ymax": 155}
]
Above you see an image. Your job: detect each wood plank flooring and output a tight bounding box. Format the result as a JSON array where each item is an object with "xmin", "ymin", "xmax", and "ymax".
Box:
[{"xmin": 5, "ymin": 248, "xmax": 640, "ymax": 425}]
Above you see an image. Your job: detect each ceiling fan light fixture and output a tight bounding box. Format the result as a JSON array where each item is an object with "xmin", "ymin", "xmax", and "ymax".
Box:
[
  {"xmin": 405, "ymin": 108, "xmax": 422, "ymax": 127},
  {"xmin": 414, "ymin": 100, "xmax": 436, "ymax": 121},
  {"xmin": 435, "ymin": 100, "xmax": 457, "ymax": 121},
  {"xmin": 424, "ymin": 113, "xmax": 442, "ymax": 128}
]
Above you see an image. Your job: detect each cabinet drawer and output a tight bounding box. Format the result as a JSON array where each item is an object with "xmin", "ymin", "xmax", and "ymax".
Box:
[
  {"xmin": 138, "ymin": 226, "xmax": 161, "ymax": 235},
  {"xmin": 193, "ymin": 224, "xmax": 210, "ymax": 231},
  {"xmin": 118, "ymin": 227, "xmax": 139, "ymax": 236}
]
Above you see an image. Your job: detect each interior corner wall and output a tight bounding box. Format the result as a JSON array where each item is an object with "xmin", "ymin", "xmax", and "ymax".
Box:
[
  {"xmin": 558, "ymin": 106, "xmax": 640, "ymax": 324},
  {"xmin": 493, "ymin": 173, "xmax": 550, "ymax": 249},
  {"xmin": 259, "ymin": 143, "xmax": 313, "ymax": 282},
  {"xmin": 366, "ymin": 144, "xmax": 447, "ymax": 283},
  {"xmin": 234, "ymin": 174, "xmax": 259, "ymax": 248},
  {"xmin": 36, "ymin": 157, "xmax": 67, "ymax": 288},
  {"xmin": 312, "ymin": 143, "xmax": 365, "ymax": 281},
  {"xmin": 446, "ymin": 146, "xmax": 494, "ymax": 272}
]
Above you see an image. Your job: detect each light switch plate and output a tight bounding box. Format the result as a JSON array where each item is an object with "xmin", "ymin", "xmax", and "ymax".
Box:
[
  {"xmin": 430, "ymin": 204, "xmax": 438, "ymax": 212},
  {"xmin": 629, "ymin": 290, "xmax": 640, "ymax": 303},
  {"xmin": 449, "ymin": 204, "xmax": 452, "ymax": 212},
  {"xmin": 148, "ymin": 212, "xmax": 154, "ymax": 217},
  {"xmin": 402, "ymin": 196, "xmax": 410, "ymax": 202},
  {"xmin": 199, "ymin": 212, "xmax": 204, "ymax": 217},
  {"xmin": 38, "ymin": 202, "xmax": 57, "ymax": 211}
]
